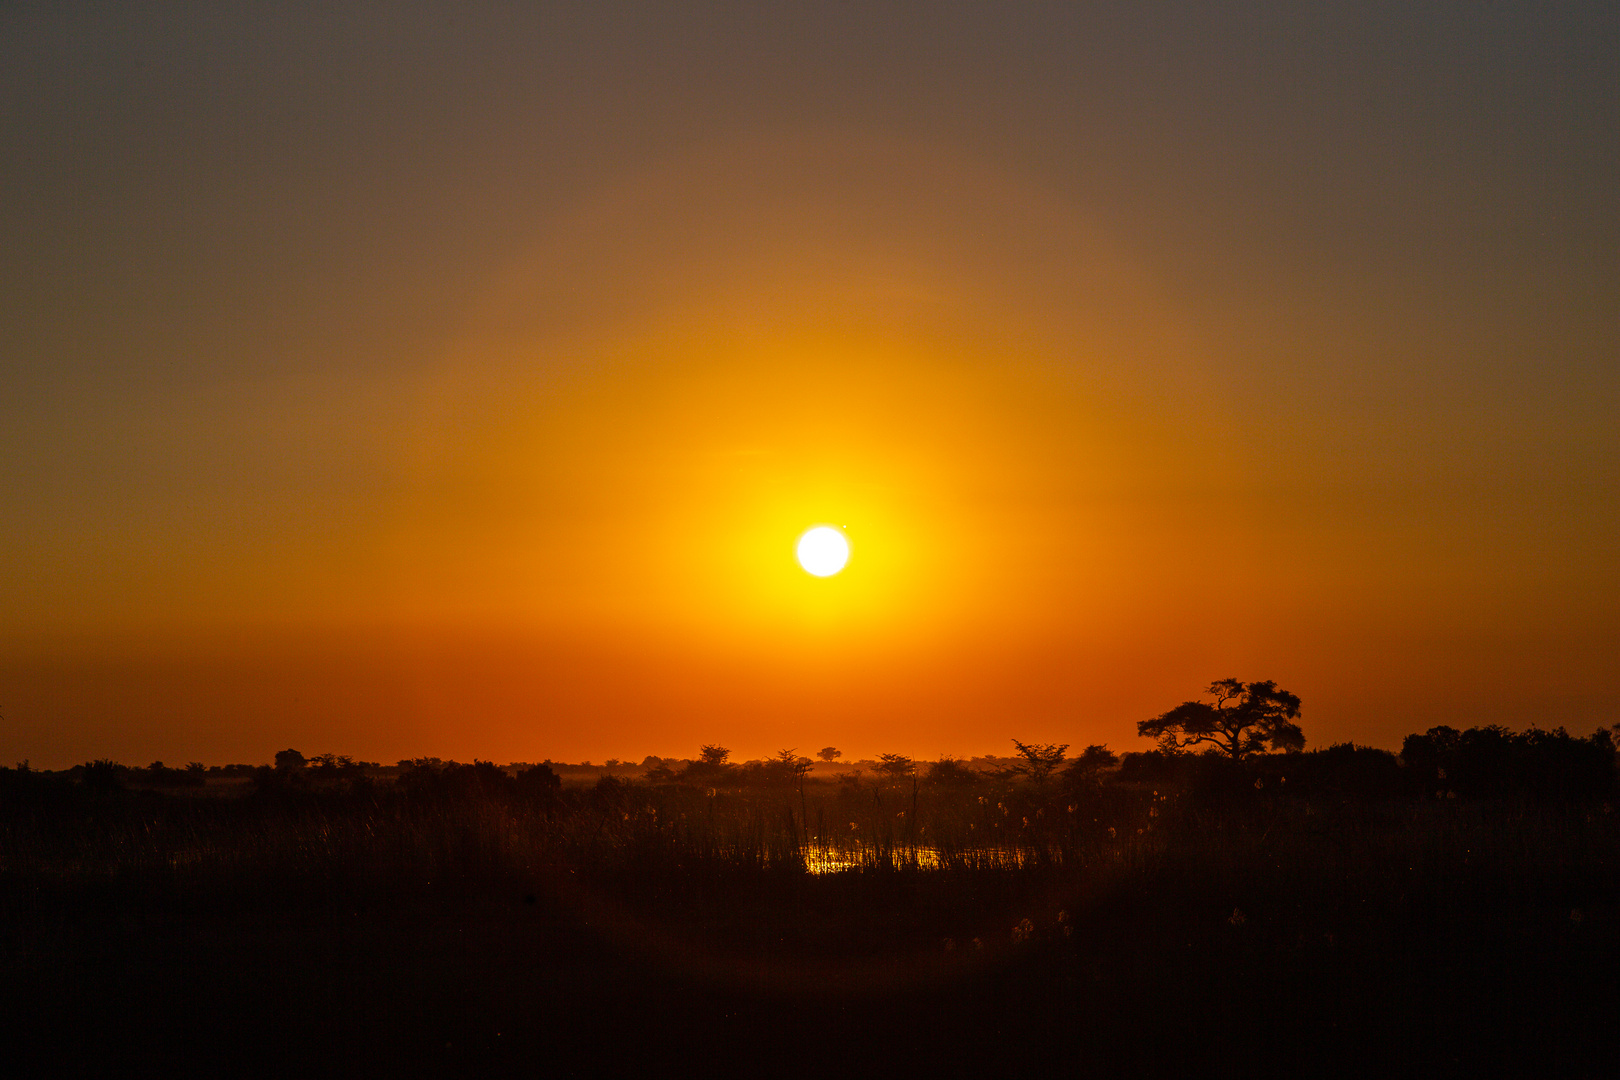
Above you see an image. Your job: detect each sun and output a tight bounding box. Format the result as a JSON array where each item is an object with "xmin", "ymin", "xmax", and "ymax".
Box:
[{"xmin": 796, "ymin": 526, "xmax": 850, "ymax": 577}]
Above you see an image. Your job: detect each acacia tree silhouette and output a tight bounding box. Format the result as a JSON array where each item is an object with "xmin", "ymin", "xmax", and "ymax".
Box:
[
  {"xmin": 775, "ymin": 749, "xmax": 812, "ymax": 782},
  {"xmin": 774, "ymin": 749, "xmax": 813, "ymax": 848},
  {"xmin": 875, "ymin": 753, "xmax": 914, "ymax": 783},
  {"xmin": 681, "ymin": 744, "xmax": 736, "ymax": 786},
  {"xmin": 1139, "ymin": 679, "xmax": 1303, "ymax": 758},
  {"xmin": 1009, "ymin": 740, "xmax": 1069, "ymax": 785}
]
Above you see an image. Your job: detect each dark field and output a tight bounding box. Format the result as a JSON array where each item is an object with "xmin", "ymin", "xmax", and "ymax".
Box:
[{"xmin": 2, "ymin": 745, "xmax": 1616, "ymax": 1077}]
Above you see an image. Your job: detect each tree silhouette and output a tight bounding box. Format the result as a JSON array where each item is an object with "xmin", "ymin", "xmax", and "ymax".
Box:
[
  {"xmin": 817, "ymin": 747, "xmax": 842, "ymax": 762},
  {"xmin": 514, "ymin": 762, "xmax": 562, "ymax": 804},
  {"xmin": 1064, "ymin": 744, "xmax": 1118, "ymax": 790},
  {"xmin": 1139, "ymin": 679, "xmax": 1303, "ymax": 759},
  {"xmin": 80, "ymin": 759, "xmax": 125, "ymax": 795},
  {"xmin": 876, "ymin": 753, "xmax": 915, "ymax": 782},
  {"xmin": 681, "ymin": 744, "xmax": 737, "ymax": 786},
  {"xmin": 1009, "ymin": 740, "xmax": 1069, "ymax": 785},
  {"xmin": 775, "ymin": 749, "xmax": 813, "ymax": 781},
  {"xmin": 926, "ymin": 756, "xmax": 978, "ymax": 787}
]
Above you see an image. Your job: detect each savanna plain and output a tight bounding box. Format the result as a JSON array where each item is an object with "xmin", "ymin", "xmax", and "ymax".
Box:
[{"xmin": 2, "ymin": 728, "xmax": 1616, "ymax": 1077}]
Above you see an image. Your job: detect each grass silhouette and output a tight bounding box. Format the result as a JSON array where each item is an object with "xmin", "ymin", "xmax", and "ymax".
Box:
[{"xmin": 0, "ymin": 738, "xmax": 1614, "ymax": 1076}]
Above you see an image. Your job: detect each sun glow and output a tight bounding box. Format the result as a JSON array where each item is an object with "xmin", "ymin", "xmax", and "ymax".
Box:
[{"xmin": 796, "ymin": 526, "xmax": 850, "ymax": 577}]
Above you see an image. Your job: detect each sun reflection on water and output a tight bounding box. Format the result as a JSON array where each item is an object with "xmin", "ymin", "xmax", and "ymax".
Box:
[{"xmin": 802, "ymin": 845, "xmax": 1041, "ymax": 874}]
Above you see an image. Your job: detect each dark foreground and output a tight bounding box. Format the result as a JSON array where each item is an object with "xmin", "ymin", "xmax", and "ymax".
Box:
[{"xmin": 2, "ymin": 768, "xmax": 1616, "ymax": 1077}]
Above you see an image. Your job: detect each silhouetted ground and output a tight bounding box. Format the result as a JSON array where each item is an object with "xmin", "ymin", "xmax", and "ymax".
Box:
[{"xmin": 2, "ymin": 754, "xmax": 1616, "ymax": 1077}]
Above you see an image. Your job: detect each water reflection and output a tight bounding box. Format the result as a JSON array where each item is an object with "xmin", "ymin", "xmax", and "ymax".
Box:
[{"xmin": 802, "ymin": 845, "xmax": 1041, "ymax": 874}]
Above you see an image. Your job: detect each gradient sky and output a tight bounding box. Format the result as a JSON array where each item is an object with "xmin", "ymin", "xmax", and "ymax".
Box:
[{"xmin": 3, "ymin": 2, "xmax": 1615, "ymax": 767}]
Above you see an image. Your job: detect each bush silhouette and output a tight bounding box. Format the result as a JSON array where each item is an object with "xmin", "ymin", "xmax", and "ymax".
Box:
[
  {"xmin": 515, "ymin": 763, "xmax": 562, "ymax": 804},
  {"xmin": 926, "ymin": 757, "xmax": 979, "ymax": 788},
  {"xmin": 1281, "ymin": 743, "xmax": 1403, "ymax": 799},
  {"xmin": 1401, "ymin": 725, "xmax": 1614, "ymax": 803},
  {"xmin": 1063, "ymin": 745, "xmax": 1118, "ymax": 792},
  {"xmin": 79, "ymin": 759, "xmax": 126, "ymax": 795}
]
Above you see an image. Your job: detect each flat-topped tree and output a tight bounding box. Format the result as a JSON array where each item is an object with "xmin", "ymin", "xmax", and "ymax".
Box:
[{"xmin": 1139, "ymin": 679, "xmax": 1304, "ymax": 759}]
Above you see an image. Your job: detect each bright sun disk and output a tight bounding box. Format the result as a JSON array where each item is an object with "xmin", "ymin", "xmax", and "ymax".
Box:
[{"xmin": 796, "ymin": 526, "xmax": 850, "ymax": 577}]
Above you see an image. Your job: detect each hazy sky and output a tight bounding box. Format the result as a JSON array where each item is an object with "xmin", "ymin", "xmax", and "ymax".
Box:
[{"xmin": 3, "ymin": 2, "xmax": 1615, "ymax": 767}]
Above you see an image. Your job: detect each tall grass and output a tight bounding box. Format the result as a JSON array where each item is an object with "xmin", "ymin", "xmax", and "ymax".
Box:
[
  {"xmin": 0, "ymin": 770, "xmax": 1165, "ymax": 892},
  {"xmin": 1, "ymin": 763, "xmax": 1613, "ymax": 933}
]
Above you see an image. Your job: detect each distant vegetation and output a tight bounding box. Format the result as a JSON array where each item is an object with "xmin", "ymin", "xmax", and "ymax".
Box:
[
  {"xmin": 1, "ymin": 722, "xmax": 1612, "ymax": 877},
  {"xmin": 1, "ymin": 719, "xmax": 1614, "ymax": 1074}
]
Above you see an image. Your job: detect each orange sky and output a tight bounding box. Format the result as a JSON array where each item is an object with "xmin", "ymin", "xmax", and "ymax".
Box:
[{"xmin": 2, "ymin": 7, "xmax": 1615, "ymax": 766}]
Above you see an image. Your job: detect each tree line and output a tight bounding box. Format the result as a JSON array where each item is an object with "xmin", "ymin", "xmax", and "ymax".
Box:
[{"xmin": 3, "ymin": 678, "xmax": 1614, "ymax": 806}]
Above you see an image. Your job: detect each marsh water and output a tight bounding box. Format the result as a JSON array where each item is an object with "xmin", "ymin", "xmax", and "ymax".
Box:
[{"xmin": 802, "ymin": 844, "xmax": 1047, "ymax": 873}]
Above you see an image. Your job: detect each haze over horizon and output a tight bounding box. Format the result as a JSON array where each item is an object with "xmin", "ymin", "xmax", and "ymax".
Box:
[{"xmin": 3, "ymin": 3, "xmax": 1615, "ymax": 768}]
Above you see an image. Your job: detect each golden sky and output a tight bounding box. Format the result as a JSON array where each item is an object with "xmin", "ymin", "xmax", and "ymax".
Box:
[{"xmin": 2, "ymin": 6, "xmax": 1614, "ymax": 766}]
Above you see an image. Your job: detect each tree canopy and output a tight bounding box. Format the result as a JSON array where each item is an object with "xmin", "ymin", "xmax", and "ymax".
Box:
[
  {"xmin": 1009, "ymin": 740, "xmax": 1068, "ymax": 785},
  {"xmin": 1139, "ymin": 679, "xmax": 1304, "ymax": 759},
  {"xmin": 875, "ymin": 753, "xmax": 915, "ymax": 781}
]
